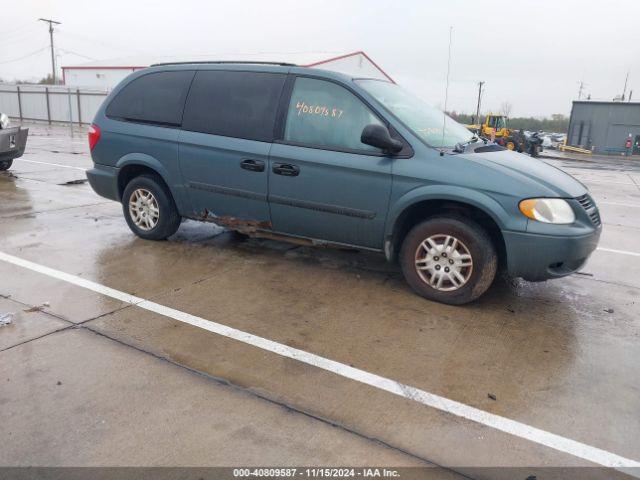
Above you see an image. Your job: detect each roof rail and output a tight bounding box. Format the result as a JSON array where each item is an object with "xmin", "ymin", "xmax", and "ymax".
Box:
[{"xmin": 150, "ymin": 60, "xmax": 298, "ymax": 67}]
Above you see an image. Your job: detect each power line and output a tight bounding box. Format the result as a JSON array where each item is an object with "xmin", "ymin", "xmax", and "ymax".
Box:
[
  {"xmin": 59, "ymin": 30, "xmax": 151, "ymax": 56},
  {"xmin": 2, "ymin": 29, "xmax": 45, "ymax": 48},
  {"xmin": 3, "ymin": 22, "xmax": 39, "ymax": 38},
  {"xmin": 4, "ymin": 27, "xmax": 40, "ymax": 43},
  {"xmin": 57, "ymin": 47, "xmax": 97, "ymax": 61},
  {"xmin": 39, "ymin": 18, "xmax": 61, "ymax": 84},
  {"xmin": 0, "ymin": 46, "xmax": 48, "ymax": 65}
]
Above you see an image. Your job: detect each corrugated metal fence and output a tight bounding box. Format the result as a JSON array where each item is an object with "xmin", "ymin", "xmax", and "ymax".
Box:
[{"xmin": 0, "ymin": 83, "xmax": 109, "ymax": 125}]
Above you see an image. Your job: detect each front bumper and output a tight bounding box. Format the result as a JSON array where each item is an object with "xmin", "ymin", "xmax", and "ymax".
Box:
[
  {"xmin": 86, "ymin": 164, "xmax": 120, "ymax": 201},
  {"xmin": 503, "ymin": 227, "xmax": 601, "ymax": 281}
]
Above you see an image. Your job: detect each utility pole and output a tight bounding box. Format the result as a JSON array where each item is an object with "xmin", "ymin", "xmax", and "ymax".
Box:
[
  {"xmin": 475, "ymin": 81, "xmax": 484, "ymax": 123},
  {"xmin": 578, "ymin": 80, "xmax": 585, "ymax": 100},
  {"xmin": 39, "ymin": 18, "xmax": 61, "ymax": 84}
]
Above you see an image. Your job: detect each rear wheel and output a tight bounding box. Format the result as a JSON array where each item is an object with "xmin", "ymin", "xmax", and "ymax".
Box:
[
  {"xmin": 505, "ymin": 138, "xmax": 517, "ymax": 151},
  {"xmin": 0, "ymin": 159, "xmax": 13, "ymax": 171},
  {"xmin": 399, "ymin": 216, "xmax": 497, "ymax": 305},
  {"xmin": 122, "ymin": 174, "xmax": 180, "ymax": 240}
]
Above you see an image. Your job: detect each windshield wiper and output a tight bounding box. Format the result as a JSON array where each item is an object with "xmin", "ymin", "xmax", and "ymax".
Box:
[{"xmin": 453, "ymin": 135, "xmax": 479, "ymax": 153}]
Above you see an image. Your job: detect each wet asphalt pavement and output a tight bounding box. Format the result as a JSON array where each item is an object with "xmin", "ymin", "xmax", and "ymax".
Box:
[{"xmin": 1, "ymin": 124, "xmax": 639, "ymax": 479}]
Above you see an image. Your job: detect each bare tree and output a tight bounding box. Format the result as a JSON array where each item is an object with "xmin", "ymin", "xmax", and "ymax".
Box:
[
  {"xmin": 38, "ymin": 74, "xmax": 56, "ymax": 85},
  {"xmin": 501, "ymin": 101, "xmax": 513, "ymax": 118}
]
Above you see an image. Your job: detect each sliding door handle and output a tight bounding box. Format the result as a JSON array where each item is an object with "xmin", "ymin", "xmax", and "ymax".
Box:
[{"xmin": 272, "ymin": 163, "xmax": 300, "ymax": 177}]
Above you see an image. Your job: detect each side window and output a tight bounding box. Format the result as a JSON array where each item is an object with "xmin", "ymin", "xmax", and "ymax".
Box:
[
  {"xmin": 284, "ymin": 77, "xmax": 383, "ymax": 152},
  {"xmin": 106, "ymin": 71, "xmax": 194, "ymax": 126},
  {"xmin": 182, "ymin": 71, "xmax": 286, "ymax": 142}
]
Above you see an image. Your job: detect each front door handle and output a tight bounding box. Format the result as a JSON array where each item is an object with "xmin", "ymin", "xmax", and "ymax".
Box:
[
  {"xmin": 272, "ymin": 163, "xmax": 300, "ymax": 177},
  {"xmin": 240, "ymin": 159, "xmax": 265, "ymax": 172}
]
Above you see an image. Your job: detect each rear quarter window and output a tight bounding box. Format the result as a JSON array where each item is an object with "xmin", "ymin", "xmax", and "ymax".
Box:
[
  {"xmin": 106, "ymin": 70, "xmax": 194, "ymax": 126},
  {"xmin": 181, "ymin": 70, "xmax": 286, "ymax": 142}
]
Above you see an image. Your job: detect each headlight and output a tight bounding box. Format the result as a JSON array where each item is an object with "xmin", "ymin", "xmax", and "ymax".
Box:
[
  {"xmin": 519, "ymin": 198, "xmax": 575, "ymax": 224},
  {"xmin": 0, "ymin": 113, "xmax": 8, "ymax": 130}
]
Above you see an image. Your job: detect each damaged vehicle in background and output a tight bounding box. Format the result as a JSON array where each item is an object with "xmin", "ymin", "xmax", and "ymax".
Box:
[
  {"xmin": 86, "ymin": 63, "xmax": 602, "ymax": 305},
  {"xmin": 0, "ymin": 113, "xmax": 29, "ymax": 171}
]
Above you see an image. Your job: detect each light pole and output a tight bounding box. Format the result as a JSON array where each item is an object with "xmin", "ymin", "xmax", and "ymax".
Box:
[{"xmin": 475, "ymin": 81, "xmax": 485, "ymax": 123}]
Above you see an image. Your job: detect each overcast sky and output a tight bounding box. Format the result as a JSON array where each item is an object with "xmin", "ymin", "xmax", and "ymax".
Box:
[{"xmin": 1, "ymin": 0, "xmax": 638, "ymax": 117}]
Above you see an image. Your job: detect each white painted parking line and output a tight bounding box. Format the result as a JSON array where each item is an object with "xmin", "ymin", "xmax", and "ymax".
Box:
[
  {"xmin": 0, "ymin": 250, "xmax": 638, "ymax": 472},
  {"xmin": 29, "ymin": 135, "xmax": 87, "ymax": 141},
  {"xmin": 598, "ymin": 201, "xmax": 640, "ymax": 209},
  {"xmin": 572, "ymin": 178, "xmax": 636, "ymax": 186},
  {"xmin": 14, "ymin": 158, "xmax": 88, "ymax": 171},
  {"xmin": 597, "ymin": 247, "xmax": 640, "ymax": 257}
]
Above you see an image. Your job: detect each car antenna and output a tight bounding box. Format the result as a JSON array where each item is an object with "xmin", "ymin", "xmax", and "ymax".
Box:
[{"xmin": 440, "ymin": 26, "xmax": 453, "ymax": 157}]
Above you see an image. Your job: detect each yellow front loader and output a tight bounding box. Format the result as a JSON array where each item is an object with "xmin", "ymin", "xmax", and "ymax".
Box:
[{"xmin": 466, "ymin": 114, "xmax": 518, "ymax": 151}]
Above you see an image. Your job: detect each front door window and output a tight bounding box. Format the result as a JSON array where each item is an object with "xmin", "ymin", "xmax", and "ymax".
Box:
[{"xmin": 284, "ymin": 77, "xmax": 383, "ymax": 153}]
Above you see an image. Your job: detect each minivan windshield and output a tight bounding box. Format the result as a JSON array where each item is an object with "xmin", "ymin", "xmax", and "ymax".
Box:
[{"xmin": 356, "ymin": 80, "xmax": 474, "ymax": 148}]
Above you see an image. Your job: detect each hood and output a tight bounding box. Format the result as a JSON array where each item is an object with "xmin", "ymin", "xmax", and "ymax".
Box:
[{"xmin": 464, "ymin": 149, "xmax": 587, "ymax": 198}]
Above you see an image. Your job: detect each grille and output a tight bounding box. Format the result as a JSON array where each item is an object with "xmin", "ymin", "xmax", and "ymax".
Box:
[
  {"xmin": 588, "ymin": 209, "xmax": 601, "ymax": 226},
  {"xmin": 576, "ymin": 194, "xmax": 594, "ymax": 210},
  {"xmin": 576, "ymin": 194, "xmax": 601, "ymax": 227}
]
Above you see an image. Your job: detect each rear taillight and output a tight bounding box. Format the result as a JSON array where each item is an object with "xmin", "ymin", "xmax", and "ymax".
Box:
[{"xmin": 88, "ymin": 124, "xmax": 101, "ymax": 151}]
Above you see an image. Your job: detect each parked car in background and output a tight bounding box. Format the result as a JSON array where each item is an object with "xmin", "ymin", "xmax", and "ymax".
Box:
[
  {"xmin": 0, "ymin": 113, "xmax": 29, "ymax": 171},
  {"xmin": 86, "ymin": 62, "xmax": 602, "ymax": 305},
  {"xmin": 550, "ymin": 133, "xmax": 566, "ymax": 149},
  {"xmin": 540, "ymin": 134, "xmax": 554, "ymax": 149}
]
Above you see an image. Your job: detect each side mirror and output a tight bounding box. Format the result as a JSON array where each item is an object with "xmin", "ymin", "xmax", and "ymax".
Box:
[{"xmin": 361, "ymin": 124, "xmax": 403, "ymax": 154}]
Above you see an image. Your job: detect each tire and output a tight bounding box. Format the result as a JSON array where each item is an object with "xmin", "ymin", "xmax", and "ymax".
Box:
[
  {"xmin": 0, "ymin": 159, "xmax": 13, "ymax": 171},
  {"xmin": 505, "ymin": 138, "xmax": 517, "ymax": 151},
  {"xmin": 122, "ymin": 174, "xmax": 181, "ymax": 240},
  {"xmin": 399, "ymin": 216, "xmax": 497, "ymax": 305}
]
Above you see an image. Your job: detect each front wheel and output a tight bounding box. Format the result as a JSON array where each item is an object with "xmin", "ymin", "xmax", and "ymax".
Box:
[
  {"xmin": 0, "ymin": 159, "xmax": 13, "ymax": 171},
  {"xmin": 399, "ymin": 217, "xmax": 497, "ymax": 305}
]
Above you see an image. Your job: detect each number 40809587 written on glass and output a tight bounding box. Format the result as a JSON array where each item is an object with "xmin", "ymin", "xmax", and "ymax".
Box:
[{"xmin": 296, "ymin": 101, "xmax": 343, "ymax": 118}]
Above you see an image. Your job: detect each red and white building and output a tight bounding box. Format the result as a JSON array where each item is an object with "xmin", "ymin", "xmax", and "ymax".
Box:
[{"xmin": 61, "ymin": 51, "xmax": 394, "ymax": 89}]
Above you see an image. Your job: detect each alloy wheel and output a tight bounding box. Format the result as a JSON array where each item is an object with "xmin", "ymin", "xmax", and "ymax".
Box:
[
  {"xmin": 128, "ymin": 188, "xmax": 160, "ymax": 231},
  {"xmin": 414, "ymin": 234, "xmax": 473, "ymax": 291}
]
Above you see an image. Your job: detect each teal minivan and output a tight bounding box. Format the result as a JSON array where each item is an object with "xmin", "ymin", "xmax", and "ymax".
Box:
[{"xmin": 86, "ymin": 62, "xmax": 601, "ymax": 305}]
